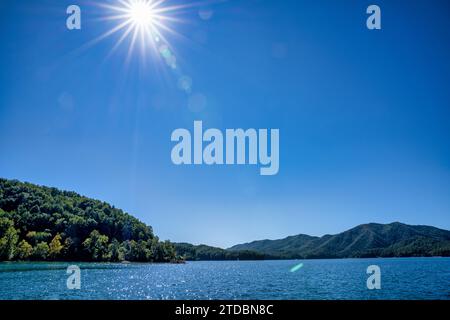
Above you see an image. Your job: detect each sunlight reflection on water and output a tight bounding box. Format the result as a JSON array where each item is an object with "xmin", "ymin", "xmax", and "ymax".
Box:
[{"xmin": 0, "ymin": 258, "xmax": 449, "ymax": 300}]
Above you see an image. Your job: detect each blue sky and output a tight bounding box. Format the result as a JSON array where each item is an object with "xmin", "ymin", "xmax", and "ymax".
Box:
[{"xmin": 1, "ymin": 0, "xmax": 450, "ymax": 248}]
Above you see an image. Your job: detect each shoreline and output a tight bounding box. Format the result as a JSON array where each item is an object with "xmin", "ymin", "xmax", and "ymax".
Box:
[{"xmin": 1, "ymin": 256, "xmax": 449, "ymax": 265}]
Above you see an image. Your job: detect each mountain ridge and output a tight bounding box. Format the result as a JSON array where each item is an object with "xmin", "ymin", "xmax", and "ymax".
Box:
[
  {"xmin": 228, "ymin": 222, "xmax": 450, "ymax": 259},
  {"xmin": 2, "ymin": 178, "xmax": 449, "ymax": 261}
]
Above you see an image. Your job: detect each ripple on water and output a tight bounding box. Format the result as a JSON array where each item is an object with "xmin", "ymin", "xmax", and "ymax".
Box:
[{"xmin": 0, "ymin": 258, "xmax": 449, "ymax": 300}]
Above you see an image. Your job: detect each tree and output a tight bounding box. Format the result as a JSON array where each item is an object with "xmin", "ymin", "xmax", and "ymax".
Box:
[
  {"xmin": 135, "ymin": 240, "xmax": 151, "ymax": 261},
  {"xmin": 62, "ymin": 237, "xmax": 75, "ymax": 259},
  {"xmin": 0, "ymin": 226, "xmax": 19, "ymax": 260},
  {"xmin": 49, "ymin": 234, "xmax": 64, "ymax": 259},
  {"xmin": 122, "ymin": 240, "xmax": 137, "ymax": 261},
  {"xmin": 16, "ymin": 240, "xmax": 33, "ymax": 260},
  {"xmin": 82, "ymin": 230, "xmax": 110, "ymax": 261},
  {"xmin": 33, "ymin": 242, "xmax": 50, "ymax": 260},
  {"xmin": 26, "ymin": 231, "xmax": 52, "ymax": 246},
  {"xmin": 162, "ymin": 240, "xmax": 176, "ymax": 262},
  {"xmin": 108, "ymin": 239, "xmax": 122, "ymax": 262}
]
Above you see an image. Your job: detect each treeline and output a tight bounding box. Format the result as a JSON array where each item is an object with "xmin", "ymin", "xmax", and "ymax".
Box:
[
  {"xmin": 352, "ymin": 237, "xmax": 450, "ymax": 258},
  {"xmin": 0, "ymin": 178, "xmax": 179, "ymax": 262},
  {"xmin": 229, "ymin": 222, "xmax": 450, "ymax": 259},
  {"xmin": 173, "ymin": 243, "xmax": 280, "ymax": 261}
]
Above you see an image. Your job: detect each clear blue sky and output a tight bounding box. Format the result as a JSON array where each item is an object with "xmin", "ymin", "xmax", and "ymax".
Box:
[{"xmin": 1, "ymin": 0, "xmax": 449, "ymax": 248}]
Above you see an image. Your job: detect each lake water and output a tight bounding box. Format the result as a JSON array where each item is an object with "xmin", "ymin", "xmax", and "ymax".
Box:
[{"xmin": 0, "ymin": 258, "xmax": 449, "ymax": 300}]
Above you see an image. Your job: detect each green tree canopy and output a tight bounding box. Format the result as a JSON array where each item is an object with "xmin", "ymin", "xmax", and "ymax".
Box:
[{"xmin": 0, "ymin": 178, "xmax": 179, "ymax": 263}]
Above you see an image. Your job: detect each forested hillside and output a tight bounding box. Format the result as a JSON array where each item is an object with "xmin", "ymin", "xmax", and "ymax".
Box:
[
  {"xmin": 173, "ymin": 242, "xmax": 279, "ymax": 261},
  {"xmin": 2, "ymin": 178, "xmax": 449, "ymax": 263},
  {"xmin": 229, "ymin": 222, "xmax": 450, "ymax": 258},
  {"xmin": 0, "ymin": 178, "xmax": 178, "ymax": 262}
]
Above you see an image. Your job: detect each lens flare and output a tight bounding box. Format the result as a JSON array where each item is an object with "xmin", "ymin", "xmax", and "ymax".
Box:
[
  {"xmin": 290, "ymin": 263, "xmax": 303, "ymax": 273},
  {"xmin": 91, "ymin": 0, "xmax": 198, "ymax": 63}
]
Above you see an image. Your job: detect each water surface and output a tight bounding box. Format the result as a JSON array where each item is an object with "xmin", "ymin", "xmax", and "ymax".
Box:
[{"xmin": 0, "ymin": 258, "xmax": 449, "ymax": 300}]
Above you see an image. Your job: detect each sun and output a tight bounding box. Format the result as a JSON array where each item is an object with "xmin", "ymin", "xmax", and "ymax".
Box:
[
  {"xmin": 90, "ymin": 0, "xmax": 194, "ymax": 63},
  {"xmin": 106, "ymin": 0, "xmax": 168, "ymax": 51},
  {"xmin": 128, "ymin": 1, "xmax": 156, "ymax": 27}
]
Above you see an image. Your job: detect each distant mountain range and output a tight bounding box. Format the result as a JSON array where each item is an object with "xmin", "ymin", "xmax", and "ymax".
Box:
[
  {"xmin": 175, "ymin": 222, "xmax": 450, "ymax": 260},
  {"xmin": 2, "ymin": 178, "xmax": 449, "ymax": 262},
  {"xmin": 227, "ymin": 222, "xmax": 450, "ymax": 259}
]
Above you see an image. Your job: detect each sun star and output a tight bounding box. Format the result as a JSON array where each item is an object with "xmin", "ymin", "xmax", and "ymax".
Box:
[
  {"xmin": 92, "ymin": 0, "xmax": 191, "ymax": 62},
  {"xmin": 128, "ymin": 1, "xmax": 156, "ymax": 27}
]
